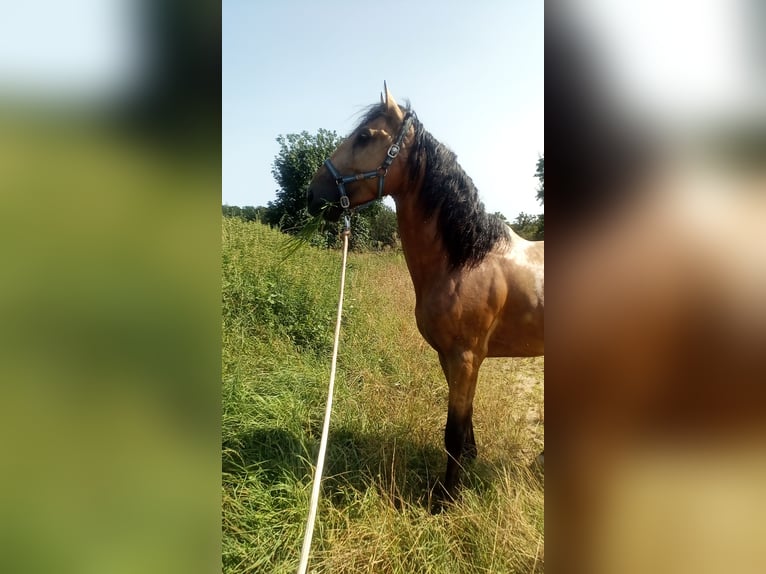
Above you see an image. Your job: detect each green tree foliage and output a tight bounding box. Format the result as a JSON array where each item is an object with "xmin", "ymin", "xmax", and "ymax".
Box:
[
  {"xmin": 493, "ymin": 211, "xmax": 510, "ymax": 225},
  {"xmin": 222, "ymin": 199, "xmax": 399, "ymax": 252},
  {"xmin": 222, "ymin": 204, "xmax": 262, "ymax": 221},
  {"xmin": 265, "ymin": 129, "xmax": 343, "ymax": 233},
  {"xmin": 361, "ymin": 202, "xmax": 398, "ymax": 250},
  {"xmin": 319, "ymin": 203, "xmax": 398, "ymax": 252},
  {"xmin": 535, "ymin": 156, "xmax": 544, "ymax": 205},
  {"xmin": 510, "ymin": 212, "xmax": 544, "ymax": 241},
  {"xmin": 509, "ymin": 155, "xmax": 544, "ymax": 240},
  {"xmin": 505, "ymin": 155, "xmax": 545, "ymax": 240}
]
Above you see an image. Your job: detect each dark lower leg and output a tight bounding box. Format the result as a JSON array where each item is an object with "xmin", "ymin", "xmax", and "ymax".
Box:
[
  {"xmin": 463, "ymin": 411, "xmax": 477, "ymax": 460},
  {"xmin": 438, "ymin": 351, "xmax": 481, "ymax": 500},
  {"xmin": 444, "ymin": 408, "xmax": 468, "ymax": 496}
]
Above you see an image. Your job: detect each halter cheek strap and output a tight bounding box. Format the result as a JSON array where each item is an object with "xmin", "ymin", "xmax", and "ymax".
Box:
[{"xmin": 324, "ymin": 111, "xmax": 416, "ymax": 210}]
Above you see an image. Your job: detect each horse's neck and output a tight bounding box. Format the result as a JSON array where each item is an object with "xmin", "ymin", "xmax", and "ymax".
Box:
[{"xmin": 393, "ymin": 191, "xmax": 449, "ymax": 297}]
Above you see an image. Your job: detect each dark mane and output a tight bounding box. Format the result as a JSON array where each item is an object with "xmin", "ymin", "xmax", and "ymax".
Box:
[
  {"xmin": 405, "ymin": 110, "xmax": 508, "ymax": 269},
  {"xmin": 353, "ymin": 102, "xmax": 508, "ymax": 269}
]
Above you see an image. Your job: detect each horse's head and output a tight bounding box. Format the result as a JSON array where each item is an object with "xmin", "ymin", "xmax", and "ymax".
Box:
[{"xmin": 307, "ymin": 83, "xmax": 416, "ymax": 221}]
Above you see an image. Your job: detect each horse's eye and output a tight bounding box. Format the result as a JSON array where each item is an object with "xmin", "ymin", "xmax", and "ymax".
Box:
[{"xmin": 356, "ymin": 130, "xmax": 372, "ymax": 145}]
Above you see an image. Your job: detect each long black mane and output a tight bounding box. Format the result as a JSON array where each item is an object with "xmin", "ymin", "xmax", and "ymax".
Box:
[
  {"xmin": 407, "ymin": 114, "xmax": 508, "ymax": 269},
  {"xmin": 356, "ymin": 103, "xmax": 508, "ymax": 269}
]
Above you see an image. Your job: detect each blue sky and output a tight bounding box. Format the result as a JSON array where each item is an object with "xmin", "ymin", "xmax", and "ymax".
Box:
[{"xmin": 222, "ymin": 0, "xmax": 543, "ymax": 219}]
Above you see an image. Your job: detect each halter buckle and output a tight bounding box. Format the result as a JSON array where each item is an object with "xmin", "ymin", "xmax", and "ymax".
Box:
[
  {"xmin": 340, "ymin": 195, "xmax": 350, "ymax": 209},
  {"xmin": 387, "ymin": 144, "xmax": 400, "ymax": 159}
]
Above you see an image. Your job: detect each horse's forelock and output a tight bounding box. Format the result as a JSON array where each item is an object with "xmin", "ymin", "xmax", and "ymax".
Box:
[{"xmin": 352, "ymin": 100, "xmax": 412, "ymax": 135}]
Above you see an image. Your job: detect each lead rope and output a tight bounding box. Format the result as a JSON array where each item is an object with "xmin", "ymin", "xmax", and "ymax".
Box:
[{"xmin": 297, "ymin": 215, "xmax": 351, "ymax": 574}]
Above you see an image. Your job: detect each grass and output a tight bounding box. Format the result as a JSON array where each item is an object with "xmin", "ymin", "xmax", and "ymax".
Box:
[{"xmin": 222, "ymin": 218, "xmax": 544, "ymax": 573}]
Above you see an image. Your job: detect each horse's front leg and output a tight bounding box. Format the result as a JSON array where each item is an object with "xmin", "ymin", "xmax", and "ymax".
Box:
[
  {"xmin": 463, "ymin": 409, "xmax": 477, "ymax": 460},
  {"xmin": 440, "ymin": 350, "xmax": 482, "ymax": 498}
]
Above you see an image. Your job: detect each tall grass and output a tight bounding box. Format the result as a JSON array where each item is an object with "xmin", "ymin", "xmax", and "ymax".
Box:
[{"xmin": 222, "ymin": 218, "xmax": 544, "ymax": 573}]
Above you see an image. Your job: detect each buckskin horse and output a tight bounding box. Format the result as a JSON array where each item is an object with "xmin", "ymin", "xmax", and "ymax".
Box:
[{"xmin": 306, "ymin": 84, "xmax": 544, "ymax": 499}]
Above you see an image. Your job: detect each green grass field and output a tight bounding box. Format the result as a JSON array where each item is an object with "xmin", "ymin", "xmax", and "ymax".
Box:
[{"xmin": 222, "ymin": 218, "xmax": 544, "ymax": 573}]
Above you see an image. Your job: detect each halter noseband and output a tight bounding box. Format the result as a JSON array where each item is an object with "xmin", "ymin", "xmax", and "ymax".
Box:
[{"xmin": 324, "ymin": 111, "xmax": 416, "ymax": 210}]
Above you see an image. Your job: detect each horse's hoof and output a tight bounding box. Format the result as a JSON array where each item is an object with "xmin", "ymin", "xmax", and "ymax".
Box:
[
  {"xmin": 430, "ymin": 482, "xmax": 457, "ymax": 514},
  {"xmin": 430, "ymin": 498, "xmax": 447, "ymax": 515}
]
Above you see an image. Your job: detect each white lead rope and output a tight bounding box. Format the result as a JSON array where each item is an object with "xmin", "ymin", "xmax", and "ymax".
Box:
[{"xmin": 297, "ymin": 219, "xmax": 351, "ymax": 574}]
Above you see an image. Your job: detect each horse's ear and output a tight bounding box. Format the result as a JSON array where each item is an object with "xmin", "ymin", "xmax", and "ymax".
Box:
[{"xmin": 383, "ymin": 81, "xmax": 403, "ymax": 119}]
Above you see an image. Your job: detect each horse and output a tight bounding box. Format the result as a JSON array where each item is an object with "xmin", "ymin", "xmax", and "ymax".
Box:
[{"xmin": 306, "ymin": 84, "xmax": 544, "ymax": 499}]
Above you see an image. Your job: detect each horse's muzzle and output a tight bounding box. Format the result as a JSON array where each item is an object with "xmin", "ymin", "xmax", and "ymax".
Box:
[
  {"xmin": 306, "ymin": 186, "xmax": 343, "ymax": 221},
  {"xmin": 320, "ymin": 204, "xmax": 343, "ymax": 222}
]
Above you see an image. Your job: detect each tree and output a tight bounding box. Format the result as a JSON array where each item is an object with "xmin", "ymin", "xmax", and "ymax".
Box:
[
  {"xmin": 319, "ymin": 203, "xmax": 399, "ymax": 252},
  {"xmin": 240, "ymin": 206, "xmax": 261, "ymax": 221},
  {"xmin": 510, "ymin": 212, "xmax": 544, "ymax": 240},
  {"xmin": 364, "ymin": 202, "xmax": 398, "ymax": 250},
  {"xmin": 222, "ymin": 204, "xmax": 264, "ymax": 222},
  {"xmin": 509, "ymin": 156, "xmax": 544, "ymax": 240},
  {"xmin": 222, "ymin": 204, "xmax": 241, "ymax": 219},
  {"xmin": 535, "ymin": 156, "xmax": 544, "ymax": 205},
  {"xmin": 493, "ymin": 211, "xmax": 510, "ymax": 225},
  {"xmin": 264, "ymin": 129, "xmax": 343, "ymax": 233}
]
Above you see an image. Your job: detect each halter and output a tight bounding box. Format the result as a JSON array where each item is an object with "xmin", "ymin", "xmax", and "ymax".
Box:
[{"xmin": 324, "ymin": 111, "xmax": 416, "ymax": 210}]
